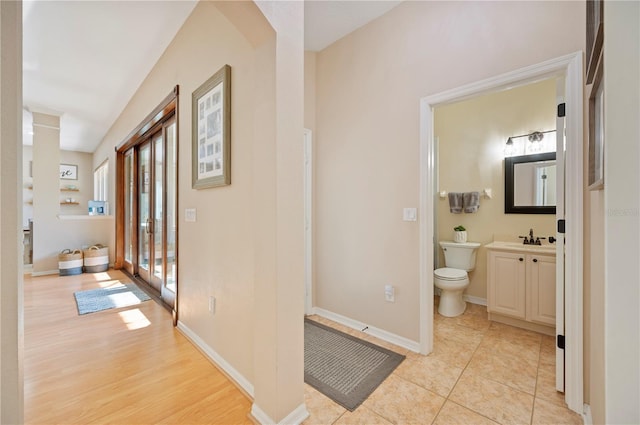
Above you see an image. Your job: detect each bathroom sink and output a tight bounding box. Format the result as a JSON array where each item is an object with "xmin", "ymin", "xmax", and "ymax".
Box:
[{"xmin": 485, "ymin": 241, "xmax": 557, "ymax": 254}]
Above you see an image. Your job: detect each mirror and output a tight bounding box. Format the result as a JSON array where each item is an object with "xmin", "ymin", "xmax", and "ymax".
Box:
[{"xmin": 505, "ymin": 152, "xmax": 556, "ymax": 214}]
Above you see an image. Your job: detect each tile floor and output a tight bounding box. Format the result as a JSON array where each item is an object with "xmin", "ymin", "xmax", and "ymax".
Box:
[{"xmin": 303, "ymin": 301, "xmax": 583, "ymax": 425}]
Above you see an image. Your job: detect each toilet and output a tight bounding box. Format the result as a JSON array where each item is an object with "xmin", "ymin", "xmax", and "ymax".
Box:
[{"xmin": 434, "ymin": 241, "xmax": 481, "ymax": 317}]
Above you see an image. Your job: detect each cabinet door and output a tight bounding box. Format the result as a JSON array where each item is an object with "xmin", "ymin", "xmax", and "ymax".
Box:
[
  {"xmin": 528, "ymin": 254, "xmax": 556, "ymax": 326},
  {"xmin": 488, "ymin": 251, "xmax": 526, "ymax": 319}
]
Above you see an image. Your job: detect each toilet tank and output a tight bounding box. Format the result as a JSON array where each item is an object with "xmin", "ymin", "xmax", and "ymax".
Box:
[{"xmin": 439, "ymin": 241, "xmax": 481, "ymax": 271}]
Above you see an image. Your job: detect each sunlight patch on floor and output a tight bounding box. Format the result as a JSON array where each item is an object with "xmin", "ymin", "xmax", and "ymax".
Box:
[{"xmin": 118, "ymin": 308, "xmax": 151, "ymax": 330}]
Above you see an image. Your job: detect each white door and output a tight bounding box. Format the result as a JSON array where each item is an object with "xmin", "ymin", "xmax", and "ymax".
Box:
[
  {"xmin": 304, "ymin": 129, "xmax": 313, "ymax": 315},
  {"xmin": 555, "ymin": 78, "xmax": 566, "ymax": 392}
]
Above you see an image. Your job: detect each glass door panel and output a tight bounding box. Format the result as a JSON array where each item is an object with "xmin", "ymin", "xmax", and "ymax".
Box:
[
  {"xmin": 138, "ymin": 142, "xmax": 151, "ymax": 282},
  {"xmin": 162, "ymin": 119, "xmax": 177, "ymax": 307},
  {"xmin": 124, "ymin": 151, "xmax": 134, "ymax": 267},
  {"xmin": 152, "ymin": 134, "xmax": 164, "ymax": 289}
]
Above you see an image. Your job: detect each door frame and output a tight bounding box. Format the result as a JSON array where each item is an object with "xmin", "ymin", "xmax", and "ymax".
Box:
[
  {"xmin": 303, "ymin": 128, "xmax": 313, "ymax": 315},
  {"xmin": 418, "ymin": 52, "xmax": 584, "ymax": 413}
]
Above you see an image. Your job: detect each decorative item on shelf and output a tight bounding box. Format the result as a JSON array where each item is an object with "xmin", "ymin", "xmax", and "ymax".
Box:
[{"xmin": 453, "ymin": 225, "xmax": 467, "ymax": 243}]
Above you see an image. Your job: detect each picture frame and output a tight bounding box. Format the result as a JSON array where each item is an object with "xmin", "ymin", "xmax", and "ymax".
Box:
[
  {"xmin": 192, "ymin": 64, "xmax": 231, "ymax": 189},
  {"xmin": 60, "ymin": 164, "xmax": 78, "ymax": 180}
]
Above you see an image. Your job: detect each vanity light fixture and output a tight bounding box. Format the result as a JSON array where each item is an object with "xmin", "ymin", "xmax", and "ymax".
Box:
[{"xmin": 504, "ymin": 130, "xmax": 556, "ymax": 157}]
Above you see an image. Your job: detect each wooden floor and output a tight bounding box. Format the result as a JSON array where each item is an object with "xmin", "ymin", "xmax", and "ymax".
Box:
[{"xmin": 24, "ymin": 269, "xmax": 252, "ymax": 425}]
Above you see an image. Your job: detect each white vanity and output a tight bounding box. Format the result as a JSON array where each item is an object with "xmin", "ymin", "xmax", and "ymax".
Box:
[{"xmin": 485, "ymin": 241, "xmax": 556, "ymax": 336}]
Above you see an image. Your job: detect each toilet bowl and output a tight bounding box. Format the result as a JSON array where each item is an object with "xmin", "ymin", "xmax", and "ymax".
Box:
[
  {"xmin": 434, "ymin": 267, "xmax": 470, "ymax": 317},
  {"xmin": 434, "ymin": 241, "xmax": 481, "ymax": 317}
]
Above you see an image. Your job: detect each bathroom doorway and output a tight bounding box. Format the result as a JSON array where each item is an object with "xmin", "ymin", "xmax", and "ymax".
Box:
[{"xmin": 419, "ymin": 52, "xmax": 584, "ymax": 413}]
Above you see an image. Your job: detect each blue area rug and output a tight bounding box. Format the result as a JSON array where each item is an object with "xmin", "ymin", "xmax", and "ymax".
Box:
[{"xmin": 74, "ymin": 284, "xmax": 151, "ymax": 315}]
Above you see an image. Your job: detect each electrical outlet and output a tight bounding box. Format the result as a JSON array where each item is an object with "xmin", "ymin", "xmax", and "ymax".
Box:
[
  {"xmin": 208, "ymin": 296, "xmax": 216, "ymax": 314},
  {"xmin": 384, "ymin": 284, "xmax": 395, "ymax": 302}
]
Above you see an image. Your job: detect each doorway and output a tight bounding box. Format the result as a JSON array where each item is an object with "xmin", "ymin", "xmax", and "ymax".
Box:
[
  {"xmin": 116, "ymin": 88, "xmax": 178, "ymax": 316},
  {"xmin": 419, "ymin": 52, "xmax": 584, "ymax": 413}
]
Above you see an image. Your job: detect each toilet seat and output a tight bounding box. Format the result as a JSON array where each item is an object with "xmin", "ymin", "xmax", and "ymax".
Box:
[{"xmin": 434, "ymin": 267, "xmax": 467, "ymax": 281}]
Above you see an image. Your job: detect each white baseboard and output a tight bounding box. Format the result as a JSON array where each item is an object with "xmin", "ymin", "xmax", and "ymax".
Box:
[
  {"xmin": 312, "ymin": 307, "xmax": 421, "ymax": 353},
  {"xmin": 31, "ymin": 269, "xmax": 58, "ymax": 277},
  {"xmin": 251, "ymin": 403, "xmax": 309, "ymax": 425},
  {"xmin": 463, "ymin": 294, "xmax": 487, "ymax": 306},
  {"xmin": 176, "ymin": 321, "xmax": 254, "ymax": 397},
  {"xmin": 582, "ymin": 404, "xmax": 592, "ymax": 425}
]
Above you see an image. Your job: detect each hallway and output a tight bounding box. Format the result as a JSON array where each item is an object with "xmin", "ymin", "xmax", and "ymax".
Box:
[{"xmin": 24, "ymin": 270, "xmax": 251, "ymax": 424}]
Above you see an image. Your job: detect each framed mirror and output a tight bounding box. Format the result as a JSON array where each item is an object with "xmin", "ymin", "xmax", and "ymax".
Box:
[{"xmin": 505, "ymin": 152, "xmax": 556, "ymax": 214}]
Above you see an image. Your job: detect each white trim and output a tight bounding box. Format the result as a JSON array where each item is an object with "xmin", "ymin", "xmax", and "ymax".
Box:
[
  {"xmin": 57, "ymin": 215, "xmax": 114, "ymax": 220},
  {"xmin": 176, "ymin": 321, "xmax": 254, "ymax": 397},
  {"xmin": 463, "ymin": 294, "xmax": 487, "ymax": 306},
  {"xmin": 582, "ymin": 404, "xmax": 592, "ymax": 425},
  {"xmin": 313, "ymin": 307, "xmax": 421, "ymax": 353},
  {"xmin": 31, "ymin": 122, "xmax": 60, "ymax": 130},
  {"xmin": 303, "ymin": 129, "xmax": 313, "ymax": 315},
  {"xmin": 419, "ymin": 98, "xmax": 435, "ymax": 355},
  {"xmin": 251, "ymin": 403, "xmax": 309, "ymax": 425},
  {"xmin": 419, "ymin": 51, "xmax": 583, "ymax": 413},
  {"xmin": 31, "ymin": 269, "xmax": 59, "ymax": 277},
  {"xmin": 563, "ymin": 52, "xmax": 584, "ymax": 413}
]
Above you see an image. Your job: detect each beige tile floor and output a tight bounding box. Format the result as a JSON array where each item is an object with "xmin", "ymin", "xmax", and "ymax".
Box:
[{"xmin": 303, "ymin": 301, "xmax": 583, "ymax": 425}]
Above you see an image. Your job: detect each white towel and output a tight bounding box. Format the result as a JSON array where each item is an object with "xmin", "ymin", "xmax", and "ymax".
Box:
[
  {"xmin": 448, "ymin": 192, "xmax": 463, "ymax": 214},
  {"xmin": 463, "ymin": 191, "xmax": 480, "ymax": 213}
]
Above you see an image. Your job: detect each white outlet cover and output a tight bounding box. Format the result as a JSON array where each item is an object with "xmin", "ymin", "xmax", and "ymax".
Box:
[
  {"xmin": 403, "ymin": 208, "xmax": 417, "ymax": 222},
  {"xmin": 185, "ymin": 208, "xmax": 197, "ymax": 222}
]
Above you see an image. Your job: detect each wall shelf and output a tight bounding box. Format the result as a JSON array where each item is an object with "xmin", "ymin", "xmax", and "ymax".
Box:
[
  {"xmin": 60, "ymin": 188, "xmax": 80, "ymax": 192},
  {"xmin": 60, "ymin": 202, "xmax": 80, "ymax": 205}
]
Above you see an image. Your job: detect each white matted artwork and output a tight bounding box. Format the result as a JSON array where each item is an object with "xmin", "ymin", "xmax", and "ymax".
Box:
[
  {"xmin": 192, "ymin": 64, "xmax": 231, "ymax": 189},
  {"xmin": 60, "ymin": 164, "xmax": 78, "ymax": 180}
]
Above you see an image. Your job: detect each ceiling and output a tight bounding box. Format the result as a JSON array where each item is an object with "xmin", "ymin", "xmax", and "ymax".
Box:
[{"xmin": 22, "ymin": 0, "xmax": 402, "ymax": 153}]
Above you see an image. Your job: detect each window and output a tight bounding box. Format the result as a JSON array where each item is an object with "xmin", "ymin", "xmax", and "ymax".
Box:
[{"xmin": 94, "ymin": 160, "xmax": 109, "ymax": 201}]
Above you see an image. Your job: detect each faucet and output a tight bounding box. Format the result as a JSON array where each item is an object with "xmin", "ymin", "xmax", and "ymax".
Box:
[{"xmin": 519, "ymin": 228, "xmax": 546, "ymax": 245}]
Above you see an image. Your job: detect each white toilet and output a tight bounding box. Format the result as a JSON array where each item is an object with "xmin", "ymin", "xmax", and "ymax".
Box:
[{"xmin": 434, "ymin": 241, "xmax": 481, "ymax": 317}]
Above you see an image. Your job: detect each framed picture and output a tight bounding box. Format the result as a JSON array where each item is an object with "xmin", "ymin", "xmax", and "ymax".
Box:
[
  {"xmin": 192, "ymin": 64, "xmax": 231, "ymax": 189},
  {"xmin": 588, "ymin": 57, "xmax": 604, "ymax": 190},
  {"xmin": 60, "ymin": 164, "xmax": 78, "ymax": 180}
]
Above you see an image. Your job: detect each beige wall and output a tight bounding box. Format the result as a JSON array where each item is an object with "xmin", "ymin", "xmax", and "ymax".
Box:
[
  {"xmin": 94, "ymin": 0, "xmax": 264, "ymax": 385},
  {"xmin": 93, "ymin": 2, "xmax": 305, "ymax": 421},
  {"xmin": 31, "ymin": 115, "xmax": 114, "ymax": 274},
  {"xmin": 435, "ymin": 79, "xmax": 556, "ymax": 300},
  {"xmin": 0, "ymin": 0, "xmax": 23, "ymax": 421},
  {"xmin": 23, "ymin": 146, "xmax": 94, "ymax": 226},
  {"xmin": 314, "ymin": 0, "xmax": 584, "ymax": 341}
]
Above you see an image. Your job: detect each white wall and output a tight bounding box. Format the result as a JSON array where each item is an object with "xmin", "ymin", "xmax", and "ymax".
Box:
[
  {"xmin": 435, "ymin": 79, "xmax": 556, "ymax": 300},
  {"xmin": 603, "ymin": 1, "xmax": 640, "ymax": 423},
  {"xmin": 314, "ymin": 0, "xmax": 584, "ymax": 342}
]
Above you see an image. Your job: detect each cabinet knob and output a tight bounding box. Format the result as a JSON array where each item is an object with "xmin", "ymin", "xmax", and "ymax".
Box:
[
  {"xmin": 533, "ymin": 258, "xmax": 538, "ymax": 263},
  {"xmin": 519, "ymin": 257, "xmax": 524, "ymax": 262}
]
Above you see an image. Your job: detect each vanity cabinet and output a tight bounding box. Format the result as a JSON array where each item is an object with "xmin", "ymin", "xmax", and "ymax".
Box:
[{"xmin": 486, "ymin": 243, "xmax": 556, "ymax": 334}]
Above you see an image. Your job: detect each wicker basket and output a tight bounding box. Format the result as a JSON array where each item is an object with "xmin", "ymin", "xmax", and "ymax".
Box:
[
  {"xmin": 83, "ymin": 244, "xmax": 109, "ymax": 273},
  {"xmin": 58, "ymin": 249, "xmax": 83, "ymax": 276}
]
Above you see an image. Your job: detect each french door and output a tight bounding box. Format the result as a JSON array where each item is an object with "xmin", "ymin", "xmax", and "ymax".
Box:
[{"xmin": 121, "ymin": 116, "xmax": 177, "ymax": 310}]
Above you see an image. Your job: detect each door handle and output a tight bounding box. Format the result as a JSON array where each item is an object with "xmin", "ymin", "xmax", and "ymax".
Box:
[{"xmin": 533, "ymin": 258, "xmax": 538, "ymax": 263}]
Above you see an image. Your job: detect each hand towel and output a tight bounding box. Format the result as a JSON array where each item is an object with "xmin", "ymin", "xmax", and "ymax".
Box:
[
  {"xmin": 448, "ymin": 192, "xmax": 463, "ymax": 214},
  {"xmin": 463, "ymin": 191, "xmax": 480, "ymax": 213}
]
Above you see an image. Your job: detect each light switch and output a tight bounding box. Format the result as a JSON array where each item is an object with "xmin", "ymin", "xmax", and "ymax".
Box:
[
  {"xmin": 403, "ymin": 208, "xmax": 417, "ymax": 222},
  {"xmin": 185, "ymin": 208, "xmax": 197, "ymax": 222}
]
